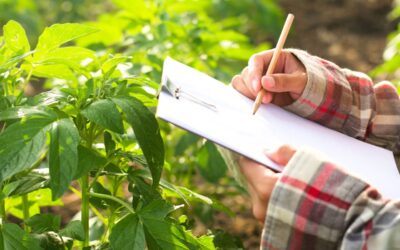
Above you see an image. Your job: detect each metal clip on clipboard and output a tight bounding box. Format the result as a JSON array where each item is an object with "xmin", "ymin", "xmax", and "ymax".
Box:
[{"xmin": 161, "ymin": 77, "xmax": 218, "ymax": 112}]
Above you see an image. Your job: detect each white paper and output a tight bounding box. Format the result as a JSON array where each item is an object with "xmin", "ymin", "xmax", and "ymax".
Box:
[{"xmin": 156, "ymin": 57, "xmax": 400, "ymax": 199}]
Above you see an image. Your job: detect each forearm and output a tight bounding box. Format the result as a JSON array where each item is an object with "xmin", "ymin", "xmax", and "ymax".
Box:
[
  {"xmin": 262, "ymin": 149, "xmax": 400, "ymax": 250},
  {"xmin": 286, "ymin": 49, "xmax": 400, "ymax": 154}
]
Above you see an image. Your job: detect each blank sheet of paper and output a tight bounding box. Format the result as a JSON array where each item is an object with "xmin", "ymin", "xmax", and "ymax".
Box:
[{"xmin": 156, "ymin": 57, "xmax": 400, "ymax": 199}]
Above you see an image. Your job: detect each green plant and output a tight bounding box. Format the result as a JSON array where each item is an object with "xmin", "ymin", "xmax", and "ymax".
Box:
[
  {"xmin": 0, "ymin": 20, "xmax": 221, "ymax": 249},
  {"xmin": 371, "ymin": 1, "xmax": 400, "ymax": 86}
]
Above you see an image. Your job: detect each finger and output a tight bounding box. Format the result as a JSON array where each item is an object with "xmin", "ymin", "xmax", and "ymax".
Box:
[
  {"xmin": 261, "ymin": 72, "xmax": 307, "ymax": 95},
  {"xmin": 248, "ymin": 50, "xmax": 274, "ymax": 93},
  {"xmin": 246, "ymin": 183, "xmax": 267, "ymax": 223},
  {"xmin": 239, "ymin": 157, "xmax": 274, "ymax": 190},
  {"xmin": 231, "ymin": 75, "xmax": 256, "ymax": 99},
  {"xmin": 266, "ymin": 145, "xmax": 296, "ymax": 166},
  {"xmin": 262, "ymin": 91, "xmax": 274, "ymax": 104}
]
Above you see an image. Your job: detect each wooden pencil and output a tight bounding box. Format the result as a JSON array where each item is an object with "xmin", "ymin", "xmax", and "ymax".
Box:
[{"xmin": 252, "ymin": 13, "xmax": 295, "ymax": 115}]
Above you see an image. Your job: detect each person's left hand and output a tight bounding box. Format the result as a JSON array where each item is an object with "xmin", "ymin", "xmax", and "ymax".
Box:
[{"xmin": 240, "ymin": 145, "xmax": 296, "ymax": 223}]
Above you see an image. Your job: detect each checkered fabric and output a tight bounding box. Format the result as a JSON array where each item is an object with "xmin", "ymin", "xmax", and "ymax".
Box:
[{"xmin": 261, "ymin": 50, "xmax": 400, "ymax": 249}]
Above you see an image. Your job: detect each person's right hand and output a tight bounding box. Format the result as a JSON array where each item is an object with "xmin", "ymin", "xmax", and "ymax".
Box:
[{"xmin": 231, "ymin": 50, "xmax": 307, "ymax": 106}]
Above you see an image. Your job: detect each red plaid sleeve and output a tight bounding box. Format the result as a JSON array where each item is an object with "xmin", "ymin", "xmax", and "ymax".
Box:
[
  {"xmin": 262, "ymin": 150, "xmax": 400, "ymax": 250},
  {"xmin": 286, "ymin": 49, "xmax": 400, "ymax": 155}
]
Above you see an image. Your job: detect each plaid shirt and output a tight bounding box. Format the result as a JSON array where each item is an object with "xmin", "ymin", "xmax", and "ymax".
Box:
[{"xmin": 262, "ymin": 49, "xmax": 400, "ymax": 250}]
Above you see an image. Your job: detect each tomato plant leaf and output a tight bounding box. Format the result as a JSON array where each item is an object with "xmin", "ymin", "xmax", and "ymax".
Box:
[
  {"xmin": 0, "ymin": 223, "xmax": 42, "ymax": 250},
  {"xmin": 0, "ymin": 117, "xmax": 55, "ymax": 182},
  {"xmin": 49, "ymin": 118, "xmax": 79, "ymax": 199},
  {"xmin": 112, "ymin": 96, "xmax": 164, "ymax": 186},
  {"xmin": 3, "ymin": 20, "xmax": 30, "ymax": 54},
  {"xmin": 81, "ymin": 99, "xmax": 124, "ymax": 134},
  {"xmin": 109, "ymin": 214, "xmax": 145, "ymax": 250},
  {"xmin": 25, "ymin": 214, "xmax": 61, "ymax": 234}
]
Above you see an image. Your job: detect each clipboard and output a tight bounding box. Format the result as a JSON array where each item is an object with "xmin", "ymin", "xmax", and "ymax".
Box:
[{"xmin": 156, "ymin": 57, "xmax": 400, "ymax": 199}]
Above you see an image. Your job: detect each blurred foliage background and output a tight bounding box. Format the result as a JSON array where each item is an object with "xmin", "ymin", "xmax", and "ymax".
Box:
[{"xmin": 0, "ymin": 0, "xmax": 399, "ymax": 248}]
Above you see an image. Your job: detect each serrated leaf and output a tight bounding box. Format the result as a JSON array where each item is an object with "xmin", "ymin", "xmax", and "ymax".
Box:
[
  {"xmin": 0, "ymin": 223, "xmax": 42, "ymax": 250},
  {"xmin": 109, "ymin": 214, "xmax": 145, "ymax": 250},
  {"xmin": 59, "ymin": 221, "xmax": 85, "ymax": 241},
  {"xmin": 197, "ymin": 141, "xmax": 227, "ymax": 183},
  {"xmin": 35, "ymin": 23, "xmax": 98, "ymax": 56},
  {"xmin": 25, "ymin": 214, "xmax": 61, "ymax": 234},
  {"xmin": 81, "ymin": 99, "xmax": 124, "ymax": 134},
  {"xmin": 3, "ymin": 20, "xmax": 30, "ymax": 54},
  {"xmin": 111, "ymin": 96, "xmax": 164, "ymax": 186},
  {"xmin": 0, "ymin": 117, "xmax": 55, "ymax": 182},
  {"xmin": 49, "ymin": 118, "xmax": 79, "ymax": 199}
]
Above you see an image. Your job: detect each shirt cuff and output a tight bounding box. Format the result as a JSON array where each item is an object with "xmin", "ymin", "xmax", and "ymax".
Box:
[
  {"xmin": 261, "ymin": 149, "xmax": 368, "ymax": 249},
  {"xmin": 283, "ymin": 49, "xmax": 353, "ymax": 132}
]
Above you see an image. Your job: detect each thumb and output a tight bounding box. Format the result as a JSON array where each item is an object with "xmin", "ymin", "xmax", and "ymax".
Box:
[{"xmin": 261, "ymin": 72, "xmax": 306, "ymax": 95}]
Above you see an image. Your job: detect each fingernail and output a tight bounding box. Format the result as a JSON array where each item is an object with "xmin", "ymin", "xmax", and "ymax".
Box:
[
  {"xmin": 263, "ymin": 76, "xmax": 275, "ymax": 88},
  {"xmin": 252, "ymin": 79, "xmax": 259, "ymax": 92}
]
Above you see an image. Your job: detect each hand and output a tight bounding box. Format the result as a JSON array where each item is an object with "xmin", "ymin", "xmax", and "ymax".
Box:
[
  {"xmin": 231, "ymin": 50, "xmax": 307, "ymax": 106},
  {"xmin": 240, "ymin": 145, "xmax": 296, "ymax": 223}
]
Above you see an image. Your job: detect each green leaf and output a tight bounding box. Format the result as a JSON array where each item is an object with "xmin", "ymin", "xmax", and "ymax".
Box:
[
  {"xmin": 175, "ymin": 133, "xmax": 199, "ymax": 156},
  {"xmin": 101, "ymin": 56, "xmax": 129, "ymax": 79},
  {"xmin": 25, "ymin": 214, "xmax": 61, "ymax": 234},
  {"xmin": 138, "ymin": 200, "xmax": 214, "ymax": 250},
  {"xmin": 49, "ymin": 118, "xmax": 79, "ymax": 199},
  {"xmin": 29, "ymin": 64, "xmax": 76, "ymax": 80},
  {"xmin": 0, "ymin": 117, "xmax": 55, "ymax": 182},
  {"xmin": 81, "ymin": 99, "xmax": 124, "ymax": 134},
  {"xmin": 109, "ymin": 214, "xmax": 145, "ymax": 250},
  {"xmin": 197, "ymin": 141, "xmax": 227, "ymax": 183},
  {"xmin": 0, "ymin": 223, "xmax": 42, "ymax": 250},
  {"xmin": 3, "ymin": 20, "xmax": 30, "ymax": 54},
  {"xmin": 112, "ymin": 96, "xmax": 164, "ymax": 186},
  {"xmin": 3, "ymin": 172, "xmax": 48, "ymax": 197},
  {"xmin": 0, "ymin": 107, "xmax": 53, "ymax": 121},
  {"xmin": 213, "ymin": 230, "xmax": 244, "ymax": 249},
  {"xmin": 35, "ymin": 23, "xmax": 98, "ymax": 56},
  {"xmin": 59, "ymin": 221, "xmax": 85, "ymax": 241},
  {"xmin": 75, "ymin": 145, "xmax": 106, "ymax": 179},
  {"xmin": 104, "ymin": 132, "xmax": 116, "ymax": 156}
]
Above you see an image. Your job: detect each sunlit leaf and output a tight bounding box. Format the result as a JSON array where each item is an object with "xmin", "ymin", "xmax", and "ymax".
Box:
[
  {"xmin": 35, "ymin": 23, "xmax": 98, "ymax": 56},
  {"xmin": 3, "ymin": 20, "xmax": 30, "ymax": 54}
]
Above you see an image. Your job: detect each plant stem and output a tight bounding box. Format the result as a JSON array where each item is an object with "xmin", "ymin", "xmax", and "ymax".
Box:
[
  {"xmin": 90, "ymin": 192, "xmax": 135, "ymax": 214},
  {"xmin": 22, "ymin": 194, "xmax": 30, "ymax": 232},
  {"xmin": 81, "ymin": 175, "xmax": 90, "ymax": 247}
]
